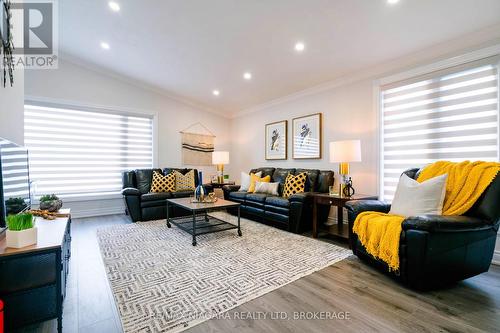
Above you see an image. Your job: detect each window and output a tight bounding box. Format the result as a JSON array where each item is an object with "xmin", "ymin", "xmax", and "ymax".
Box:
[
  {"xmin": 24, "ymin": 104, "xmax": 153, "ymax": 199},
  {"xmin": 380, "ymin": 57, "xmax": 499, "ymax": 202}
]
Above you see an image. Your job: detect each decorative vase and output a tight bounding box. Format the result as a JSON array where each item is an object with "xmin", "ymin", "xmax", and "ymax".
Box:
[
  {"xmin": 194, "ymin": 171, "xmax": 205, "ymax": 202},
  {"xmin": 6, "ymin": 227, "xmax": 38, "ymax": 248},
  {"xmin": 39, "ymin": 199, "xmax": 63, "ymax": 212}
]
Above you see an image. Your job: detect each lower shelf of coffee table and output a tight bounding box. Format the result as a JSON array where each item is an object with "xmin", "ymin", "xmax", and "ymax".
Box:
[{"xmin": 167, "ymin": 214, "xmax": 239, "ymax": 236}]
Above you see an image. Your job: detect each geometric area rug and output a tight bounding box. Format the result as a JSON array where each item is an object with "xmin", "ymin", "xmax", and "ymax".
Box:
[{"xmin": 96, "ymin": 212, "xmax": 351, "ymax": 333}]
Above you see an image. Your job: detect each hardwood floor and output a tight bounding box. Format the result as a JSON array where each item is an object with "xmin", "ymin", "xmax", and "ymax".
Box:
[{"xmin": 15, "ymin": 214, "xmax": 500, "ymax": 333}]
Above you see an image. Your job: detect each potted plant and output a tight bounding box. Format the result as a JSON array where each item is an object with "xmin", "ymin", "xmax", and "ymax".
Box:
[
  {"xmin": 39, "ymin": 194, "xmax": 63, "ymax": 212},
  {"xmin": 6, "ymin": 213, "xmax": 37, "ymax": 248},
  {"xmin": 5, "ymin": 197, "xmax": 28, "ymax": 215}
]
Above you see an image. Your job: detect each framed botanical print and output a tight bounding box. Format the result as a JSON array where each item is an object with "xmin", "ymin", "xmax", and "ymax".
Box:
[
  {"xmin": 292, "ymin": 113, "xmax": 322, "ymax": 159},
  {"xmin": 265, "ymin": 120, "xmax": 287, "ymax": 160}
]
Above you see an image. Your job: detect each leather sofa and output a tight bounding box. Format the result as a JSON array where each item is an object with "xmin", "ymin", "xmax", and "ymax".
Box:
[
  {"xmin": 222, "ymin": 168, "xmax": 334, "ymax": 233},
  {"xmin": 346, "ymin": 167, "xmax": 500, "ymax": 290},
  {"xmin": 121, "ymin": 168, "xmax": 211, "ymax": 222}
]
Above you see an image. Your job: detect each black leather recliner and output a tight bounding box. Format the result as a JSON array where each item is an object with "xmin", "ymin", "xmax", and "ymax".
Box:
[
  {"xmin": 345, "ymin": 167, "xmax": 500, "ymax": 290},
  {"xmin": 222, "ymin": 168, "xmax": 334, "ymax": 233},
  {"xmin": 121, "ymin": 168, "xmax": 212, "ymax": 222}
]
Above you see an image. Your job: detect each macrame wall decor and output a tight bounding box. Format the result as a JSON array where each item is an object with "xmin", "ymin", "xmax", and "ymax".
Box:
[
  {"xmin": 180, "ymin": 122, "xmax": 215, "ymax": 166},
  {"xmin": 1, "ymin": 0, "xmax": 14, "ymax": 87}
]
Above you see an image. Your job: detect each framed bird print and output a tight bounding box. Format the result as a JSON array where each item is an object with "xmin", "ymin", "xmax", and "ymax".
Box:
[
  {"xmin": 265, "ymin": 120, "xmax": 287, "ymax": 160},
  {"xmin": 292, "ymin": 113, "xmax": 322, "ymax": 159}
]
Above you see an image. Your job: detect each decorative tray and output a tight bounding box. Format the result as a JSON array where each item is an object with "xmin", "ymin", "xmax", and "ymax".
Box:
[{"xmin": 191, "ymin": 197, "xmax": 218, "ymax": 204}]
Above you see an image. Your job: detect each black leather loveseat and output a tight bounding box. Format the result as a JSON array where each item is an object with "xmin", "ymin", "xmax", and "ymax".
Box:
[
  {"xmin": 346, "ymin": 167, "xmax": 500, "ymax": 290},
  {"xmin": 222, "ymin": 168, "xmax": 334, "ymax": 233},
  {"xmin": 122, "ymin": 168, "xmax": 211, "ymax": 222}
]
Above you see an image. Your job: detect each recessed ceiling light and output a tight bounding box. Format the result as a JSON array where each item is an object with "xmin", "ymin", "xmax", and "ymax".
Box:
[
  {"xmin": 294, "ymin": 42, "xmax": 305, "ymax": 52},
  {"xmin": 108, "ymin": 1, "xmax": 120, "ymax": 12},
  {"xmin": 212, "ymin": 90, "xmax": 220, "ymax": 96},
  {"xmin": 100, "ymin": 42, "xmax": 110, "ymax": 50},
  {"xmin": 387, "ymin": 0, "xmax": 399, "ymax": 4},
  {"xmin": 243, "ymin": 72, "xmax": 252, "ymax": 80}
]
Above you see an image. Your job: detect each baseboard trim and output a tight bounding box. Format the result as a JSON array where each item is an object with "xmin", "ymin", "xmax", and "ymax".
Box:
[{"xmin": 70, "ymin": 206, "xmax": 125, "ymax": 219}]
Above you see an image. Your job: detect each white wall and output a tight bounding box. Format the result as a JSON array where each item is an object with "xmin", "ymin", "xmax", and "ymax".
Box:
[
  {"xmin": 0, "ymin": 68, "xmax": 25, "ymax": 145},
  {"xmin": 25, "ymin": 59, "xmax": 231, "ymax": 218},
  {"xmin": 228, "ymin": 36, "xmax": 500, "ymax": 263},
  {"xmin": 229, "ymin": 79, "xmax": 378, "ymax": 195}
]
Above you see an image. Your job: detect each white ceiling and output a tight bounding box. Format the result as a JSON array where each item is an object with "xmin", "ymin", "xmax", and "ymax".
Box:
[{"xmin": 59, "ymin": 0, "xmax": 500, "ymax": 116}]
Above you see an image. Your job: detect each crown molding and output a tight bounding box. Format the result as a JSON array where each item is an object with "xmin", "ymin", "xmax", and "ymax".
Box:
[
  {"xmin": 230, "ymin": 24, "xmax": 500, "ymax": 118},
  {"xmin": 57, "ymin": 52, "xmax": 231, "ymax": 119}
]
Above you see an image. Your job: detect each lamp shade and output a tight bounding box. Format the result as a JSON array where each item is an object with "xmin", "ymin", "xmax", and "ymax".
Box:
[
  {"xmin": 329, "ymin": 140, "xmax": 361, "ymax": 163},
  {"xmin": 212, "ymin": 151, "xmax": 230, "ymax": 165}
]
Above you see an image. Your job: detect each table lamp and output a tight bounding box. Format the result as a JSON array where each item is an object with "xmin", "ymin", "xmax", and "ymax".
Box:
[
  {"xmin": 212, "ymin": 151, "xmax": 230, "ymax": 183},
  {"xmin": 329, "ymin": 140, "xmax": 361, "ymax": 197}
]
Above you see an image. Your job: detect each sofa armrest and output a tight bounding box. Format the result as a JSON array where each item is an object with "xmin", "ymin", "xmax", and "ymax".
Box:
[
  {"xmin": 121, "ymin": 187, "xmax": 141, "ymax": 196},
  {"xmin": 402, "ymin": 215, "xmax": 493, "ymax": 232},
  {"xmin": 222, "ymin": 185, "xmax": 241, "ymax": 192},
  {"xmin": 222, "ymin": 184, "xmax": 241, "ymax": 199},
  {"xmin": 203, "ymin": 184, "xmax": 214, "ymax": 193},
  {"xmin": 345, "ymin": 200, "xmax": 391, "ymax": 220},
  {"xmin": 288, "ymin": 192, "xmax": 314, "ymax": 203}
]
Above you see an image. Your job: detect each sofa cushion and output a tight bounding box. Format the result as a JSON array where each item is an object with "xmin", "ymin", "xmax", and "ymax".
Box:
[
  {"xmin": 265, "ymin": 196, "xmax": 290, "ymax": 208},
  {"xmin": 229, "ymin": 191, "xmax": 248, "ymax": 202},
  {"xmin": 141, "ymin": 192, "xmax": 172, "ymax": 202},
  {"xmin": 136, "ymin": 168, "xmax": 162, "ymax": 194},
  {"xmin": 141, "ymin": 199, "xmax": 168, "ymax": 208},
  {"xmin": 317, "ymin": 170, "xmax": 335, "ymax": 193},
  {"xmin": 273, "ymin": 168, "xmax": 295, "ymax": 184},
  {"xmin": 246, "ymin": 193, "xmax": 268, "ymax": 203},
  {"xmin": 250, "ymin": 167, "xmax": 275, "ymax": 178},
  {"xmin": 171, "ymin": 190, "xmax": 193, "ymax": 198},
  {"xmin": 295, "ymin": 168, "xmax": 320, "ymax": 192}
]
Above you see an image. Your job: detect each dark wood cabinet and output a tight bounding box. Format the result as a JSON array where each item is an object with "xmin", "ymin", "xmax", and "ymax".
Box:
[
  {"xmin": 0, "ymin": 210, "xmax": 71, "ymax": 332},
  {"xmin": 312, "ymin": 194, "xmax": 377, "ymax": 244}
]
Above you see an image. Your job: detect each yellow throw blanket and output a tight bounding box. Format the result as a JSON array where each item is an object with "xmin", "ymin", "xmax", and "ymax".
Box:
[{"xmin": 353, "ymin": 161, "xmax": 500, "ymax": 271}]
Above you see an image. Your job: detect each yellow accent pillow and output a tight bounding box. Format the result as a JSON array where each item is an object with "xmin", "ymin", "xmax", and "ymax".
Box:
[
  {"xmin": 283, "ymin": 172, "xmax": 307, "ymax": 198},
  {"xmin": 174, "ymin": 170, "xmax": 196, "ymax": 191},
  {"xmin": 248, "ymin": 174, "xmax": 271, "ymax": 193},
  {"xmin": 150, "ymin": 171, "xmax": 176, "ymax": 193}
]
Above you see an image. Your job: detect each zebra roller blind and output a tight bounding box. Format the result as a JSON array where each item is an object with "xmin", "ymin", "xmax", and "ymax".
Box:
[
  {"xmin": 380, "ymin": 56, "xmax": 500, "ymax": 202},
  {"xmin": 24, "ymin": 104, "xmax": 153, "ymax": 198}
]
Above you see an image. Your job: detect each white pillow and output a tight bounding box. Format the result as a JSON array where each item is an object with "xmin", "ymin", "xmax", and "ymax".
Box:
[
  {"xmin": 239, "ymin": 171, "xmax": 262, "ymax": 191},
  {"xmin": 254, "ymin": 182, "xmax": 279, "ymax": 196},
  {"xmin": 389, "ymin": 173, "xmax": 448, "ymax": 217}
]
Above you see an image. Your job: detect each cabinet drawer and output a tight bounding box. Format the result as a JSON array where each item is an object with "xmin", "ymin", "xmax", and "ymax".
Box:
[
  {"xmin": 2, "ymin": 284, "xmax": 58, "ymax": 330},
  {"xmin": 0, "ymin": 252, "xmax": 57, "ymax": 293}
]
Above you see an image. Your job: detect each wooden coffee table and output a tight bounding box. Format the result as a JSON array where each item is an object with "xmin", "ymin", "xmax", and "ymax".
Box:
[{"xmin": 166, "ymin": 197, "xmax": 241, "ymax": 246}]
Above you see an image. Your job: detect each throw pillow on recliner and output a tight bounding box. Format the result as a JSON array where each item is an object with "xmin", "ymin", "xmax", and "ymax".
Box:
[
  {"xmin": 389, "ymin": 173, "xmax": 448, "ymax": 217},
  {"xmin": 283, "ymin": 172, "xmax": 307, "ymax": 198},
  {"xmin": 150, "ymin": 171, "xmax": 176, "ymax": 193}
]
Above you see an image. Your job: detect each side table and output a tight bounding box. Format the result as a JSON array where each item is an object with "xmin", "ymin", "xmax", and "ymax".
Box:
[
  {"xmin": 312, "ymin": 194, "xmax": 378, "ymax": 245},
  {"xmin": 204, "ymin": 182, "xmax": 236, "ymax": 198}
]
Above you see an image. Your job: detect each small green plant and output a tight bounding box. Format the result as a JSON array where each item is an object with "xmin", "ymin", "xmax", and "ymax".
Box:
[
  {"xmin": 6, "ymin": 213, "xmax": 34, "ymax": 231},
  {"xmin": 39, "ymin": 194, "xmax": 59, "ymax": 202},
  {"xmin": 5, "ymin": 197, "xmax": 28, "ymax": 215}
]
